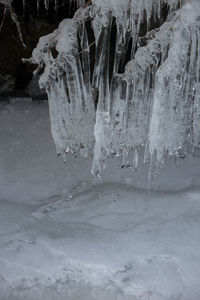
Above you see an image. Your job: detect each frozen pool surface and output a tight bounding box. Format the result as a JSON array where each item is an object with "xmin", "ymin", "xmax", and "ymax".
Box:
[{"xmin": 0, "ymin": 100, "xmax": 200, "ymax": 300}]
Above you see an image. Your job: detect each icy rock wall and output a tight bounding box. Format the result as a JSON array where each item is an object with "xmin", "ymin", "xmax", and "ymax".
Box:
[{"xmin": 30, "ymin": 0, "xmax": 200, "ymax": 175}]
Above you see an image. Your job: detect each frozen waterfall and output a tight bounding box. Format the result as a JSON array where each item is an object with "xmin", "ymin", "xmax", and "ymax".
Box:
[{"xmin": 27, "ymin": 0, "xmax": 200, "ymax": 175}]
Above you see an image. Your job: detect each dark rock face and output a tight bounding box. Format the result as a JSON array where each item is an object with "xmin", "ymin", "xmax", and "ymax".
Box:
[{"xmin": 0, "ymin": 0, "xmax": 77, "ymax": 98}]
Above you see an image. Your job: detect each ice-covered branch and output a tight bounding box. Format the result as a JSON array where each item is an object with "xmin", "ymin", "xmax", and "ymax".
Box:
[{"xmin": 0, "ymin": 0, "xmax": 26, "ymax": 47}]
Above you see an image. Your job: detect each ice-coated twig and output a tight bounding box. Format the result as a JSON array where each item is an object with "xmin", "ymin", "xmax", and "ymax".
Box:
[{"xmin": 0, "ymin": 5, "xmax": 6, "ymax": 32}]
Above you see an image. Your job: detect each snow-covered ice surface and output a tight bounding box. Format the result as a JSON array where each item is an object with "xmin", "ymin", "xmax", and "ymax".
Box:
[{"xmin": 0, "ymin": 100, "xmax": 200, "ymax": 299}]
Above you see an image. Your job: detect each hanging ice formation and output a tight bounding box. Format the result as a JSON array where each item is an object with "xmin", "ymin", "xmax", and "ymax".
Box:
[{"xmin": 27, "ymin": 0, "xmax": 200, "ymax": 175}]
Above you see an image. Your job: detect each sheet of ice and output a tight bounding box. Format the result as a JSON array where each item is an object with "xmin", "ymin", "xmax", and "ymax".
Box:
[{"xmin": 0, "ymin": 101, "xmax": 200, "ymax": 299}]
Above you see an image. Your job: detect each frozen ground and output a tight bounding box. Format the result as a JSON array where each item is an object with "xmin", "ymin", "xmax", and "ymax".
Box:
[{"xmin": 0, "ymin": 99, "xmax": 200, "ymax": 299}]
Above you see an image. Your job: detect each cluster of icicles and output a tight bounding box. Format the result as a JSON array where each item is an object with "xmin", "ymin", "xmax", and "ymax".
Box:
[{"xmin": 28, "ymin": 0, "xmax": 200, "ymax": 175}]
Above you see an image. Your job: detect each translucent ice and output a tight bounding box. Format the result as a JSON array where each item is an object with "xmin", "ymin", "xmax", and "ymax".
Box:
[{"xmin": 28, "ymin": 0, "xmax": 200, "ymax": 174}]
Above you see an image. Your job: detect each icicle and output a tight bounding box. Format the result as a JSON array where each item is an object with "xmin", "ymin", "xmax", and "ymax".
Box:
[
  {"xmin": 32, "ymin": 18, "xmax": 96, "ymax": 158},
  {"xmin": 149, "ymin": 0, "xmax": 200, "ymax": 163},
  {"xmin": 44, "ymin": 0, "xmax": 49, "ymax": 12},
  {"xmin": 133, "ymin": 148, "xmax": 139, "ymax": 171},
  {"xmin": 22, "ymin": 0, "xmax": 26, "ymax": 15},
  {"xmin": 55, "ymin": 0, "xmax": 58, "ymax": 15},
  {"xmin": 37, "ymin": 0, "xmax": 41, "ymax": 16},
  {"xmin": 0, "ymin": 5, "xmax": 7, "ymax": 33},
  {"xmin": 8, "ymin": 2, "xmax": 26, "ymax": 48}
]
